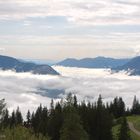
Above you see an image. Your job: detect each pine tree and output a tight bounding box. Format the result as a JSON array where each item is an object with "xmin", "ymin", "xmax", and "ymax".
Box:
[
  {"xmin": 0, "ymin": 99, "xmax": 6, "ymax": 125},
  {"xmin": 118, "ymin": 97, "xmax": 125, "ymax": 117},
  {"xmin": 10, "ymin": 110, "xmax": 16, "ymax": 128},
  {"xmin": 48, "ymin": 100, "xmax": 56, "ymax": 139},
  {"xmin": 109, "ymin": 97, "xmax": 125, "ymax": 118},
  {"xmin": 94, "ymin": 95, "xmax": 113, "ymax": 140},
  {"xmin": 60, "ymin": 107, "xmax": 88, "ymax": 140},
  {"xmin": 31, "ymin": 112, "xmax": 36, "ymax": 133},
  {"xmin": 40, "ymin": 107, "xmax": 48, "ymax": 136},
  {"xmin": 50, "ymin": 99, "xmax": 54, "ymax": 114},
  {"xmin": 60, "ymin": 94, "xmax": 88, "ymax": 140},
  {"xmin": 26, "ymin": 110, "xmax": 31, "ymax": 127},
  {"xmin": 118, "ymin": 117, "xmax": 131, "ymax": 140},
  {"xmin": 131, "ymin": 95, "xmax": 140, "ymax": 114},
  {"xmin": 73, "ymin": 95, "xmax": 78, "ymax": 108},
  {"xmin": 78, "ymin": 101, "xmax": 93, "ymax": 139},
  {"xmin": 2, "ymin": 109, "xmax": 10, "ymax": 128},
  {"xmin": 49, "ymin": 102, "xmax": 63, "ymax": 140},
  {"xmin": 34, "ymin": 104, "xmax": 43, "ymax": 135},
  {"xmin": 15, "ymin": 107, "xmax": 23, "ymax": 125}
]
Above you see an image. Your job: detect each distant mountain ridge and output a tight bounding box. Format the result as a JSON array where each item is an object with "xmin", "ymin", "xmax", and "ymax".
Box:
[
  {"xmin": 56, "ymin": 56, "xmax": 140, "ymax": 76},
  {"xmin": 2, "ymin": 55, "xmax": 140, "ymax": 76},
  {"xmin": 114, "ymin": 56, "xmax": 140, "ymax": 75},
  {"xmin": 20, "ymin": 58, "xmax": 57, "ymax": 66},
  {"xmin": 0, "ymin": 55, "xmax": 59, "ymax": 75},
  {"xmin": 56, "ymin": 57, "xmax": 130, "ymax": 68}
]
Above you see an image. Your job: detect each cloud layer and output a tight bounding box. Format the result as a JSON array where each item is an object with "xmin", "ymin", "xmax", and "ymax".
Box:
[
  {"xmin": 0, "ymin": 0, "xmax": 140, "ymax": 60},
  {"xmin": 1, "ymin": 33, "xmax": 140, "ymax": 60},
  {"xmin": 0, "ymin": 66, "xmax": 140, "ymax": 117},
  {"xmin": 0, "ymin": 0, "xmax": 140, "ymax": 25}
]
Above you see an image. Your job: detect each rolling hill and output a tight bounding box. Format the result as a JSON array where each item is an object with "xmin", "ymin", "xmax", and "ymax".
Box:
[
  {"xmin": 0, "ymin": 55, "xmax": 59, "ymax": 75},
  {"xmin": 56, "ymin": 57, "xmax": 130, "ymax": 68},
  {"xmin": 114, "ymin": 56, "xmax": 140, "ymax": 75}
]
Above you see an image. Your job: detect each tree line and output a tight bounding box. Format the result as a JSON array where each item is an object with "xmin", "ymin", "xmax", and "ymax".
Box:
[{"xmin": 0, "ymin": 94, "xmax": 140, "ymax": 140}]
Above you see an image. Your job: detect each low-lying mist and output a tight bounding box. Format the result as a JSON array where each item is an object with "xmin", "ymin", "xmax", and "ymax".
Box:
[{"xmin": 0, "ymin": 66, "xmax": 140, "ymax": 117}]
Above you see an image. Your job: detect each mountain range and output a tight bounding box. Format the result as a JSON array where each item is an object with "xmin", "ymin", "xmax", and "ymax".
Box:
[
  {"xmin": 56, "ymin": 57, "xmax": 130, "ymax": 68},
  {"xmin": 20, "ymin": 58, "xmax": 57, "ymax": 66},
  {"xmin": 114, "ymin": 56, "xmax": 140, "ymax": 75},
  {"xmin": 1, "ymin": 55, "xmax": 140, "ymax": 76},
  {"xmin": 56, "ymin": 56, "xmax": 140, "ymax": 76},
  {"xmin": 0, "ymin": 55, "xmax": 59, "ymax": 75}
]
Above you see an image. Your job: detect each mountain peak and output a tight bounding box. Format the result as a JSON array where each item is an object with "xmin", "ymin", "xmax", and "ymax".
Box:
[
  {"xmin": 56, "ymin": 57, "xmax": 130, "ymax": 68},
  {"xmin": 114, "ymin": 56, "xmax": 140, "ymax": 75},
  {"xmin": 0, "ymin": 55, "xmax": 59, "ymax": 75}
]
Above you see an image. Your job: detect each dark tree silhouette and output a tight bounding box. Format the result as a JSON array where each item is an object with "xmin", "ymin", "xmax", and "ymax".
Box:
[{"xmin": 118, "ymin": 116, "xmax": 131, "ymax": 140}]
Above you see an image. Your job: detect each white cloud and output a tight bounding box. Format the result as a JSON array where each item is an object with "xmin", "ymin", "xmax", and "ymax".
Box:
[
  {"xmin": 0, "ymin": 0, "xmax": 139, "ymax": 60},
  {"xmin": 0, "ymin": 0, "xmax": 140, "ymax": 25},
  {"xmin": 0, "ymin": 66, "xmax": 140, "ymax": 118},
  {"xmin": 0, "ymin": 70, "xmax": 62, "ymax": 118},
  {"xmin": 53, "ymin": 66, "xmax": 140, "ymax": 108}
]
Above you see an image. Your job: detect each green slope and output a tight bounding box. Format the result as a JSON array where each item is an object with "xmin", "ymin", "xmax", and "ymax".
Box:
[{"xmin": 112, "ymin": 116, "xmax": 140, "ymax": 140}]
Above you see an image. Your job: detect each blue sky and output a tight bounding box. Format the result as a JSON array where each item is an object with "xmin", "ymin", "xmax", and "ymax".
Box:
[{"xmin": 0, "ymin": 0, "xmax": 140, "ymax": 60}]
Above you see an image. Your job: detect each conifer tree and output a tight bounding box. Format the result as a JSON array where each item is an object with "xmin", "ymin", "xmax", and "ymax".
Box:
[
  {"xmin": 131, "ymin": 95, "xmax": 140, "ymax": 114},
  {"xmin": 73, "ymin": 95, "xmax": 78, "ymax": 108},
  {"xmin": 10, "ymin": 110, "xmax": 16, "ymax": 128},
  {"xmin": 60, "ymin": 94, "xmax": 88, "ymax": 140},
  {"xmin": 48, "ymin": 102, "xmax": 63, "ymax": 140},
  {"xmin": 47, "ymin": 99, "xmax": 56, "ymax": 139},
  {"xmin": 78, "ymin": 101, "xmax": 92, "ymax": 139},
  {"xmin": 118, "ymin": 97, "xmax": 125, "ymax": 116},
  {"xmin": 118, "ymin": 117, "xmax": 131, "ymax": 140},
  {"xmin": 31, "ymin": 112, "xmax": 37, "ymax": 133},
  {"xmin": 2, "ymin": 109, "xmax": 10, "ymax": 128},
  {"xmin": 50, "ymin": 99, "xmax": 54, "ymax": 114},
  {"xmin": 15, "ymin": 107, "xmax": 23, "ymax": 125},
  {"xmin": 26, "ymin": 110, "xmax": 31, "ymax": 127},
  {"xmin": 40, "ymin": 107, "xmax": 48, "ymax": 136},
  {"xmin": 94, "ymin": 95, "xmax": 113, "ymax": 140},
  {"xmin": 0, "ymin": 99, "xmax": 6, "ymax": 125},
  {"xmin": 109, "ymin": 97, "xmax": 125, "ymax": 118},
  {"xmin": 34, "ymin": 104, "xmax": 43, "ymax": 135}
]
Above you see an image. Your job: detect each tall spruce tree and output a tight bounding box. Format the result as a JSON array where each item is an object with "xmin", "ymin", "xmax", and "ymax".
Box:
[
  {"xmin": 109, "ymin": 97, "xmax": 125, "ymax": 118},
  {"xmin": 118, "ymin": 116, "xmax": 131, "ymax": 140},
  {"xmin": 0, "ymin": 99, "xmax": 6, "ymax": 123},
  {"xmin": 40, "ymin": 107, "xmax": 48, "ymax": 136},
  {"xmin": 131, "ymin": 95, "xmax": 140, "ymax": 114},
  {"xmin": 48, "ymin": 102, "xmax": 63, "ymax": 140},
  {"xmin": 60, "ymin": 93, "xmax": 88, "ymax": 140},
  {"xmin": 26, "ymin": 110, "xmax": 31, "ymax": 127},
  {"xmin": 0, "ymin": 99, "xmax": 6, "ymax": 112},
  {"xmin": 15, "ymin": 107, "xmax": 23, "ymax": 125},
  {"xmin": 94, "ymin": 95, "xmax": 113, "ymax": 140},
  {"xmin": 2, "ymin": 109, "xmax": 10, "ymax": 128},
  {"xmin": 0, "ymin": 99, "xmax": 6, "ymax": 131},
  {"xmin": 34, "ymin": 104, "xmax": 43, "ymax": 135},
  {"xmin": 47, "ymin": 99, "xmax": 56, "ymax": 139},
  {"xmin": 10, "ymin": 110, "xmax": 16, "ymax": 128}
]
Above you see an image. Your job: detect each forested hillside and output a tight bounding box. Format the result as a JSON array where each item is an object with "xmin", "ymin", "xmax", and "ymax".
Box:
[{"xmin": 0, "ymin": 94, "xmax": 140, "ymax": 140}]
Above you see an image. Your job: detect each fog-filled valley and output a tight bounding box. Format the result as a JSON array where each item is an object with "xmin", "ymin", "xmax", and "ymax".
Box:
[{"xmin": 0, "ymin": 66, "xmax": 140, "ymax": 117}]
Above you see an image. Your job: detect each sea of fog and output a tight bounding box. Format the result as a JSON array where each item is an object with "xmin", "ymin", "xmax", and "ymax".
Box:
[{"xmin": 0, "ymin": 66, "xmax": 140, "ymax": 117}]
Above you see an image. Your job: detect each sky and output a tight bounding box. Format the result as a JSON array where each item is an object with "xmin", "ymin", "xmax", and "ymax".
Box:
[
  {"xmin": 1, "ymin": 66, "xmax": 140, "ymax": 118},
  {"xmin": 0, "ymin": 0, "xmax": 140, "ymax": 60}
]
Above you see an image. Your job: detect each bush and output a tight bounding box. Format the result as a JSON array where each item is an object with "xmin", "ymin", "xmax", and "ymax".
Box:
[{"xmin": 2, "ymin": 126, "xmax": 50, "ymax": 140}]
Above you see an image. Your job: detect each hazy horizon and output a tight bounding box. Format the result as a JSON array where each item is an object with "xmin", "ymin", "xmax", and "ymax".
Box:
[
  {"xmin": 0, "ymin": 0, "xmax": 140, "ymax": 60},
  {"xmin": 0, "ymin": 54, "xmax": 135, "ymax": 62}
]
